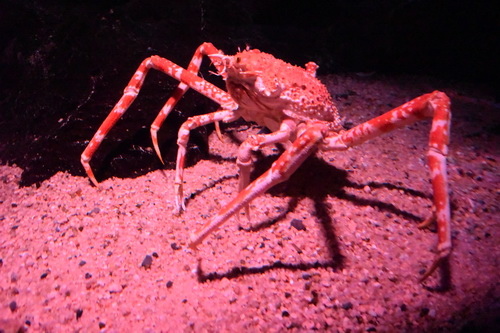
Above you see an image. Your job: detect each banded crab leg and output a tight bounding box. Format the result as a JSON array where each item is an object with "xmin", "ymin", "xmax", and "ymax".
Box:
[
  {"xmin": 236, "ymin": 119, "xmax": 296, "ymax": 218},
  {"xmin": 174, "ymin": 109, "xmax": 239, "ymax": 213},
  {"xmin": 324, "ymin": 91, "xmax": 452, "ymax": 281},
  {"xmin": 150, "ymin": 43, "xmax": 229, "ymax": 163},
  {"xmin": 81, "ymin": 44, "xmax": 237, "ymax": 186},
  {"xmin": 189, "ymin": 122, "xmax": 326, "ymax": 249}
]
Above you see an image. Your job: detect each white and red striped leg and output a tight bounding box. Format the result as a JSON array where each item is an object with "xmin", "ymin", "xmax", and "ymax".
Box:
[
  {"xmin": 174, "ymin": 109, "xmax": 239, "ymax": 213},
  {"xmin": 150, "ymin": 43, "xmax": 228, "ymax": 163},
  {"xmin": 324, "ymin": 91, "xmax": 452, "ymax": 281},
  {"xmin": 236, "ymin": 119, "xmax": 295, "ymax": 218},
  {"xmin": 189, "ymin": 122, "xmax": 326, "ymax": 248},
  {"xmin": 81, "ymin": 44, "xmax": 237, "ymax": 185}
]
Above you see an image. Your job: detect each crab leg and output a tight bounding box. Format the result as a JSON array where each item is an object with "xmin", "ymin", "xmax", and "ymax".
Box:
[
  {"xmin": 150, "ymin": 43, "xmax": 229, "ymax": 163},
  {"xmin": 81, "ymin": 47, "xmax": 236, "ymax": 186},
  {"xmin": 236, "ymin": 119, "xmax": 295, "ymax": 218},
  {"xmin": 174, "ymin": 109, "xmax": 239, "ymax": 213},
  {"xmin": 189, "ymin": 122, "xmax": 326, "ymax": 249},
  {"xmin": 324, "ymin": 91, "xmax": 451, "ymax": 281}
]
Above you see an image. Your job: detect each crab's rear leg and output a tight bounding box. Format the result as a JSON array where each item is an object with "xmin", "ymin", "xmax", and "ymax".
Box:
[
  {"xmin": 324, "ymin": 91, "xmax": 451, "ymax": 281},
  {"xmin": 81, "ymin": 46, "xmax": 235, "ymax": 185},
  {"xmin": 174, "ymin": 109, "xmax": 239, "ymax": 213},
  {"xmin": 189, "ymin": 123, "xmax": 326, "ymax": 249},
  {"xmin": 150, "ymin": 43, "xmax": 228, "ymax": 163}
]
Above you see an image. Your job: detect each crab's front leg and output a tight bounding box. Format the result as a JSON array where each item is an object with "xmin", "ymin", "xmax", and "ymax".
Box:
[
  {"xmin": 150, "ymin": 43, "xmax": 228, "ymax": 163},
  {"xmin": 324, "ymin": 91, "xmax": 451, "ymax": 281},
  {"xmin": 236, "ymin": 119, "xmax": 295, "ymax": 218},
  {"xmin": 81, "ymin": 43, "xmax": 235, "ymax": 185},
  {"xmin": 189, "ymin": 122, "xmax": 326, "ymax": 248},
  {"xmin": 174, "ymin": 109, "xmax": 239, "ymax": 213}
]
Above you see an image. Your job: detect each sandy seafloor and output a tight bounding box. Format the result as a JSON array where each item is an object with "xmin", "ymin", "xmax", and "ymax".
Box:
[{"xmin": 1, "ymin": 74, "xmax": 498, "ymax": 332}]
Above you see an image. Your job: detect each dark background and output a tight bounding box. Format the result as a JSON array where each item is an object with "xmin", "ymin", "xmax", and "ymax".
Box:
[{"xmin": 0, "ymin": 0, "xmax": 498, "ymax": 186}]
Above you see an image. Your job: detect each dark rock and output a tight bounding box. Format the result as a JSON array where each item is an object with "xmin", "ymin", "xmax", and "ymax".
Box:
[
  {"xmin": 290, "ymin": 219, "xmax": 306, "ymax": 231},
  {"xmin": 141, "ymin": 255, "xmax": 153, "ymax": 269},
  {"xmin": 420, "ymin": 307, "xmax": 430, "ymax": 317},
  {"xmin": 9, "ymin": 301, "xmax": 17, "ymax": 312},
  {"xmin": 341, "ymin": 301, "xmax": 353, "ymax": 310},
  {"xmin": 310, "ymin": 290, "xmax": 319, "ymax": 305}
]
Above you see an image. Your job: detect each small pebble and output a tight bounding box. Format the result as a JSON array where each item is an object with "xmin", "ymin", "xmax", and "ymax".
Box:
[
  {"xmin": 420, "ymin": 307, "xmax": 430, "ymax": 317},
  {"xmin": 341, "ymin": 301, "xmax": 353, "ymax": 310},
  {"xmin": 166, "ymin": 281, "xmax": 173, "ymax": 288},
  {"xmin": 89, "ymin": 207, "xmax": 100, "ymax": 215},
  {"xmin": 9, "ymin": 301, "xmax": 17, "ymax": 312},
  {"xmin": 141, "ymin": 255, "xmax": 153, "ymax": 269},
  {"xmin": 310, "ymin": 290, "xmax": 319, "ymax": 305},
  {"xmin": 290, "ymin": 219, "xmax": 306, "ymax": 231},
  {"xmin": 388, "ymin": 275, "xmax": 398, "ymax": 283}
]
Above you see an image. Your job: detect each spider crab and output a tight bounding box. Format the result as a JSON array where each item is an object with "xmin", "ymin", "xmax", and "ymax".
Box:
[{"xmin": 81, "ymin": 43, "xmax": 451, "ymax": 281}]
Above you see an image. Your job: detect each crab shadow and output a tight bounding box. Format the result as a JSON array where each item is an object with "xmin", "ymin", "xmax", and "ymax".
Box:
[{"xmin": 194, "ymin": 151, "xmax": 433, "ymax": 283}]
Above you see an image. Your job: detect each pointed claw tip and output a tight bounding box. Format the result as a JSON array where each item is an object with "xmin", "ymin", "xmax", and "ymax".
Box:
[
  {"xmin": 188, "ymin": 239, "xmax": 200, "ymax": 251},
  {"xmin": 188, "ymin": 231, "xmax": 204, "ymax": 250},
  {"xmin": 89, "ymin": 176, "xmax": 99, "ymax": 187},
  {"xmin": 152, "ymin": 144, "xmax": 165, "ymax": 165}
]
